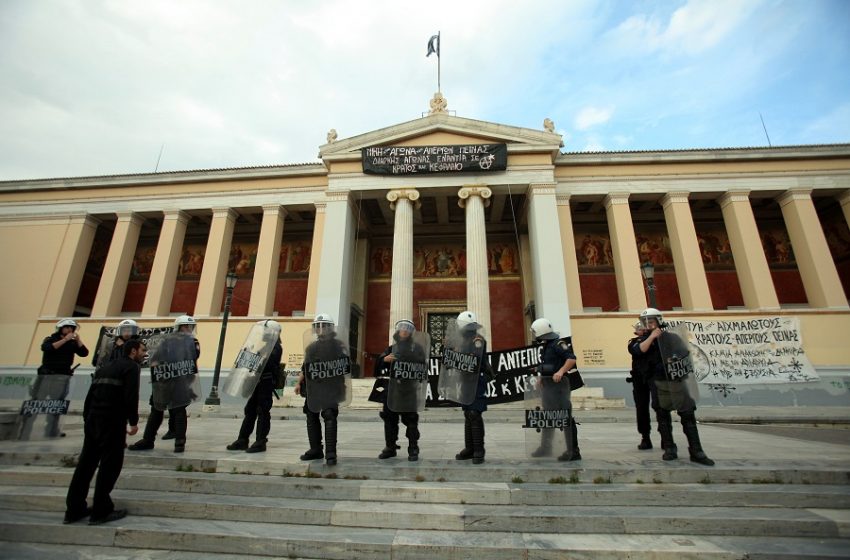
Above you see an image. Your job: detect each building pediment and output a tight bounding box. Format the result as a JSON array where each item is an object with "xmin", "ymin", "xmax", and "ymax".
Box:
[{"xmin": 319, "ymin": 113, "xmax": 563, "ymax": 165}]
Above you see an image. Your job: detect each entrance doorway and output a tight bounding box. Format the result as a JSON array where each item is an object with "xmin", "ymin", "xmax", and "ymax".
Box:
[{"xmin": 418, "ymin": 300, "xmax": 465, "ymax": 357}]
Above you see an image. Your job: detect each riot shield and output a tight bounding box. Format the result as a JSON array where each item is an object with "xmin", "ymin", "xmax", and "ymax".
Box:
[
  {"xmin": 437, "ymin": 323, "xmax": 486, "ymax": 405},
  {"xmin": 94, "ymin": 332, "xmax": 116, "ymax": 370},
  {"xmin": 223, "ymin": 322, "xmax": 279, "ymax": 398},
  {"xmin": 656, "ymin": 324, "xmax": 699, "ymax": 411},
  {"xmin": 19, "ymin": 374, "xmax": 73, "ymax": 440},
  {"xmin": 148, "ymin": 332, "xmax": 200, "ymax": 410},
  {"xmin": 387, "ymin": 332, "xmax": 431, "ymax": 413},
  {"xmin": 302, "ymin": 327, "xmax": 352, "ymax": 413},
  {"xmin": 522, "ymin": 375, "xmax": 572, "ymax": 459}
]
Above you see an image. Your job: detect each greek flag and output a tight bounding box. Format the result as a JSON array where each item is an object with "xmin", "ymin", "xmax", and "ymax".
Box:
[{"xmin": 426, "ymin": 34, "xmax": 440, "ymax": 57}]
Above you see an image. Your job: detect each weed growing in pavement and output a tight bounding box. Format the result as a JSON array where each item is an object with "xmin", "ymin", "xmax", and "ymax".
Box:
[
  {"xmin": 60, "ymin": 455, "xmax": 78, "ymax": 468},
  {"xmin": 511, "ymin": 475, "xmax": 524, "ymax": 484},
  {"xmin": 593, "ymin": 476, "xmax": 612, "ymax": 484}
]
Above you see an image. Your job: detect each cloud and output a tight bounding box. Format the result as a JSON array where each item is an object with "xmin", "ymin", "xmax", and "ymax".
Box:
[{"xmin": 574, "ymin": 106, "xmax": 614, "ymax": 130}]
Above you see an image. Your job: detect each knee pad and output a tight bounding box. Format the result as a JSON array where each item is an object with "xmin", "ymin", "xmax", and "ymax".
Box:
[{"xmin": 321, "ymin": 408, "xmax": 338, "ymax": 421}]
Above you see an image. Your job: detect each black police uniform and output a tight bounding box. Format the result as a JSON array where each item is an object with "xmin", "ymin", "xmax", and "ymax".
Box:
[
  {"xmin": 65, "ymin": 354, "xmax": 140, "ymax": 523},
  {"xmin": 536, "ymin": 337, "xmax": 580, "ymax": 461},
  {"xmin": 299, "ymin": 332, "xmax": 348, "ymax": 465},
  {"xmin": 229, "ymin": 340, "xmax": 282, "ymax": 453},
  {"xmin": 30, "ymin": 332, "xmax": 89, "ymax": 437},
  {"xmin": 453, "ymin": 328, "xmax": 492, "ymax": 465},
  {"xmin": 374, "ymin": 334, "xmax": 427, "ymax": 461},
  {"xmin": 131, "ymin": 339, "xmax": 200, "ymax": 453},
  {"xmin": 635, "ymin": 331, "xmax": 714, "ymax": 465},
  {"xmin": 627, "ymin": 335, "xmax": 654, "ymax": 449}
]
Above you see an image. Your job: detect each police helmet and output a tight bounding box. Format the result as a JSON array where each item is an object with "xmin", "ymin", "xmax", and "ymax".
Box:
[
  {"xmin": 456, "ymin": 311, "xmax": 478, "ymax": 329},
  {"xmin": 394, "ymin": 320, "xmax": 415, "ymax": 334},
  {"xmin": 312, "ymin": 313, "xmax": 335, "ymax": 335},
  {"xmin": 530, "ymin": 318, "xmax": 559, "ymax": 341},
  {"xmin": 55, "ymin": 319, "xmax": 78, "ymax": 332},
  {"xmin": 633, "ymin": 321, "xmax": 646, "ymax": 333},
  {"xmin": 639, "ymin": 308, "xmax": 663, "ymax": 328},
  {"xmin": 173, "ymin": 314, "xmax": 196, "ymax": 333},
  {"xmin": 259, "ymin": 319, "xmax": 281, "ymax": 341},
  {"xmin": 117, "ymin": 319, "xmax": 139, "ymax": 338}
]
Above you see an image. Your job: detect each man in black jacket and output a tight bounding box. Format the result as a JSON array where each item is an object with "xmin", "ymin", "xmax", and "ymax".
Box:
[
  {"xmin": 627, "ymin": 321, "xmax": 654, "ymax": 450},
  {"xmin": 64, "ymin": 339, "xmax": 144, "ymax": 525}
]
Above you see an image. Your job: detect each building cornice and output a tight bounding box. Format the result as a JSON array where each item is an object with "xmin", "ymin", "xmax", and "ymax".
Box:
[{"xmin": 555, "ymin": 144, "xmax": 850, "ymax": 165}]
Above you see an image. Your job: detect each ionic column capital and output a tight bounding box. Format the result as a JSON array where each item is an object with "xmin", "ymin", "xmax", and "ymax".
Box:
[
  {"xmin": 387, "ymin": 188, "xmax": 421, "ymax": 210},
  {"xmin": 776, "ymin": 188, "xmax": 813, "ymax": 208},
  {"xmin": 458, "ymin": 185, "xmax": 492, "ymax": 208},
  {"xmin": 603, "ymin": 192, "xmax": 630, "ymax": 210},
  {"xmin": 718, "ymin": 190, "xmax": 751, "ymax": 209},
  {"xmin": 660, "ymin": 191, "xmax": 690, "ymax": 209}
]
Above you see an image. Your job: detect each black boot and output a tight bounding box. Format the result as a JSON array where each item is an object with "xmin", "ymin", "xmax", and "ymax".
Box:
[
  {"xmin": 378, "ymin": 411, "xmax": 399, "ymax": 459},
  {"xmin": 322, "ymin": 409, "xmax": 338, "ymax": 466},
  {"xmin": 558, "ymin": 419, "xmax": 582, "ymax": 461},
  {"xmin": 638, "ymin": 435, "xmax": 653, "ymax": 450},
  {"xmin": 300, "ymin": 412, "xmax": 324, "ymax": 460},
  {"xmin": 455, "ymin": 412, "xmax": 474, "ymax": 460},
  {"xmin": 681, "ymin": 412, "xmax": 715, "ymax": 466},
  {"xmin": 469, "ymin": 411, "xmax": 485, "ymax": 465},
  {"xmin": 162, "ymin": 414, "xmax": 176, "ymax": 440},
  {"xmin": 531, "ymin": 428, "xmax": 553, "ymax": 457},
  {"xmin": 404, "ymin": 415, "xmax": 420, "ymax": 462},
  {"xmin": 128, "ymin": 438, "xmax": 154, "ymax": 451},
  {"xmin": 246, "ymin": 439, "xmax": 267, "ymax": 453},
  {"xmin": 226, "ymin": 438, "xmax": 249, "ymax": 451},
  {"xmin": 171, "ymin": 408, "xmax": 187, "ymax": 453},
  {"xmin": 657, "ymin": 415, "xmax": 678, "ymax": 461}
]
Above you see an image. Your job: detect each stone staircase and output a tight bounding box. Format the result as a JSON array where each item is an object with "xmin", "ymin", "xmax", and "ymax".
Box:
[{"xmin": 0, "ymin": 448, "xmax": 848, "ymax": 559}]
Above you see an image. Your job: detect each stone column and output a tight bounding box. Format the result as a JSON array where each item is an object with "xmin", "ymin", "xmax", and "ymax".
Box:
[
  {"xmin": 91, "ymin": 211, "xmax": 143, "ymax": 317},
  {"xmin": 603, "ymin": 193, "xmax": 645, "ymax": 312},
  {"xmin": 718, "ymin": 191, "xmax": 779, "ymax": 310},
  {"xmin": 556, "ymin": 194, "xmax": 583, "ymax": 314},
  {"xmin": 527, "ymin": 184, "xmax": 572, "ymax": 336},
  {"xmin": 194, "ymin": 208, "xmax": 237, "ymax": 317},
  {"xmin": 249, "ymin": 204, "xmax": 287, "ymax": 317},
  {"xmin": 777, "ymin": 189, "xmax": 847, "ymax": 309},
  {"xmin": 458, "ymin": 185, "xmax": 492, "ymax": 340},
  {"xmin": 41, "ymin": 213, "xmax": 100, "ymax": 318},
  {"xmin": 142, "ymin": 210, "xmax": 190, "ymax": 317},
  {"xmin": 661, "ymin": 192, "xmax": 713, "ymax": 311},
  {"xmin": 387, "ymin": 188, "xmax": 419, "ymax": 338},
  {"xmin": 305, "ymin": 201, "xmax": 326, "ymax": 315},
  {"xmin": 315, "ymin": 192, "xmax": 356, "ymax": 331},
  {"xmin": 838, "ymin": 190, "xmax": 850, "ymax": 231}
]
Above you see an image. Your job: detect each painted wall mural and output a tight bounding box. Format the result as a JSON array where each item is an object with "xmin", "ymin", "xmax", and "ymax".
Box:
[
  {"xmin": 759, "ymin": 227, "xmax": 795, "ymax": 265},
  {"xmin": 370, "ymin": 241, "xmax": 519, "ymax": 278}
]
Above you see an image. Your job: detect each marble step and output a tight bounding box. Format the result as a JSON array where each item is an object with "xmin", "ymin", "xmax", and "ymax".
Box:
[
  {"xmin": 1, "ymin": 510, "xmax": 848, "ymax": 559},
  {"xmin": 2, "ymin": 466, "xmax": 849, "ymax": 509},
  {"xmin": 1, "ymin": 450, "xmax": 847, "ymax": 485},
  {"xmin": 0, "ymin": 485, "xmax": 846, "ymax": 537}
]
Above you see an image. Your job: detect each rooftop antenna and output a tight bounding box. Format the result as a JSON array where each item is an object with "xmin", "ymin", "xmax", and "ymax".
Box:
[
  {"xmin": 154, "ymin": 143, "xmax": 165, "ymax": 172},
  {"xmin": 759, "ymin": 113, "xmax": 772, "ymax": 147}
]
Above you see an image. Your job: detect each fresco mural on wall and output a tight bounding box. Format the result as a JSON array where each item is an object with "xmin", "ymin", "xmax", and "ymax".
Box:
[
  {"xmin": 178, "ymin": 244, "xmax": 206, "ymax": 277},
  {"xmin": 823, "ymin": 220, "xmax": 850, "ymax": 261},
  {"xmin": 371, "ymin": 241, "xmax": 519, "ymax": 278},
  {"xmin": 760, "ymin": 227, "xmax": 796, "ymax": 265},
  {"xmin": 575, "ymin": 232, "xmax": 613, "ymax": 269},
  {"xmin": 84, "ymin": 228, "xmax": 112, "ymax": 277},
  {"xmin": 171, "ymin": 240, "xmax": 311, "ymax": 279},
  {"xmin": 634, "ymin": 231, "xmax": 674, "ymax": 265},
  {"xmin": 130, "ymin": 245, "xmax": 158, "ymax": 279},
  {"xmin": 695, "ymin": 226, "xmax": 735, "ymax": 267}
]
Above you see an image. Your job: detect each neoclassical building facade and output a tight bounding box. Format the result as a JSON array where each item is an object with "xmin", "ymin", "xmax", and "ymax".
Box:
[{"xmin": 1, "ymin": 109, "xmax": 849, "ymax": 386}]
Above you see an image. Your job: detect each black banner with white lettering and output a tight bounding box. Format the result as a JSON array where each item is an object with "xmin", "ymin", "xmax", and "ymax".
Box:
[{"xmin": 362, "ymin": 144, "xmax": 507, "ymax": 175}]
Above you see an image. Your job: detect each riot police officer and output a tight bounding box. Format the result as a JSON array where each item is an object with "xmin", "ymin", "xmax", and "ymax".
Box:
[
  {"xmin": 227, "ymin": 320, "xmax": 283, "ymax": 453},
  {"xmin": 636, "ymin": 308, "xmax": 714, "ymax": 466},
  {"xmin": 295, "ymin": 313, "xmax": 350, "ymax": 466},
  {"xmin": 448, "ymin": 311, "xmax": 491, "ymax": 465},
  {"xmin": 374, "ymin": 320, "xmax": 428, "ymax": 461},
  {"xmin": 129, "ymin": 315, "xmax": 200, "ymax": 453},
  {"xmin": 627, "ymin": 321, "xmax": 653, "ymax": 450},
  {"xmin": 530, "ymin": 318, "xmax": 581, "ymax": 461},
  {"xmin": 94, "ymin": 319, "xmax": 140, "ymax": 369}
]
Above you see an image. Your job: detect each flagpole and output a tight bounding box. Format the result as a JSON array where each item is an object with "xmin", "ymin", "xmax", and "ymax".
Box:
[{"xmin": 437, "ymin": 31, "xmax": 441, "ymax": 93}]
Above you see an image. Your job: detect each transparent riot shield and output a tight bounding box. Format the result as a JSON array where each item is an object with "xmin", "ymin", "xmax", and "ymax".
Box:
[
  {"xmin": 148, "ymin": 332, "xmax": 200, "ymax": 410},
  {"xmin": 19, "ymin": 374, "xmax": 73, "ymax": 440},
  {"xmin": 437, "ymin": 323, "xmax": 486, "ymax": 405},
  {"xmin": 657, "ymin": 324, "xmax": 699, "ymax": 411},
  {"xmin": 523, "ymin": 375, "xmax": 572, "ymax": 459},
  {"xmin": 223, "ymin": 323, "xmax": 279, "ymax": 398},
  {"xmin": 302, "ymin": 327, "xmax": 352, "ymax": 413},
  {"xmin": 387, "ymin": 332, "xmax": 431, "ymax": 413},
  {"xmin": 94, "ymin": 332, "xmax": 116, "ymax": 370}
]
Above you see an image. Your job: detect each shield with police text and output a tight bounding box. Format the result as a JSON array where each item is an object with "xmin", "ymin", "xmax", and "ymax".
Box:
[
  {"xmin": 523, "ymin": 375, "xmax": 573, "ymax": 459},
  {"xmin": 387, "ymin": 331, "xmax": 431, "ymax": 413},
  {"xmin": 18, "ymin": 374, "xmax": 73, "ymax": 440},
  {"xmin": 223, "ymin": 323, "xmax": 279, "ymax": 398},
  {"xmin": 302, "ymin": 327, "xmax": 352, "ymax": 413},
  {"xmin": 148, "ymin": 332, "xmax": 200, "ymax": 410},
  {"xmin": 437, "ymin": 323, "xmax": 486, "ymax": 405},
  {"xmin": 656, "ymin": 323, "xmax": 699, "ymax": 411}
]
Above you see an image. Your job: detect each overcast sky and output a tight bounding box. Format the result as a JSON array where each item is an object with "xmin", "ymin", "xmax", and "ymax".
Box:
[{"xmin": 1, "ymin": 0, "xmax": 848, "ymax": 181}]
